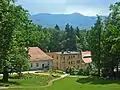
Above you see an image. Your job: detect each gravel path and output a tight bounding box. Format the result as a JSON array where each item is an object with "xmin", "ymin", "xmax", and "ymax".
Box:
[{"xmin": 40, "ymin": 74, "xmax": 69, "ymax": 88}]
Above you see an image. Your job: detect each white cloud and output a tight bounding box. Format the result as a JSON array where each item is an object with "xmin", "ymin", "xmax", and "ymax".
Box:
[
  {"xmin": 65, "ymin": 5, "xmax": 109, "ymax": 16},
  {"xmin": 16, "ymin": 0, "xmax": 119, "ymax": 16}
]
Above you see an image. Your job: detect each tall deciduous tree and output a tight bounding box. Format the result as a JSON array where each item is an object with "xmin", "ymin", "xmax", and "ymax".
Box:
[
  {"xmin": 102, "ymin": 2, "xmax": 120, "ymax": 78},
  {"xmin": 0, "ymin": 0, "xmax": 29, "ymax": 82}
]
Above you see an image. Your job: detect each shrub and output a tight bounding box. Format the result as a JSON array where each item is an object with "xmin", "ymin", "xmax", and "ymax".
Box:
[
  {"xmin": 77, "ymin": 69, "xmax": 84, "ymax": 75},
  {"xmin": 53, "ymin": 70, "xmax": 64, "ymax": 74},
  {"xmin": 9, "ymin": 74, "xmax": 22, "ymax": 79},
  {"xmin": 51, "ymin": 73, "xmax": 60, "ymax": 77},
  {"xmin": 66, "ymin": 67, "xmax": 75, "ymax": 75},
  {"xmin": 77, "ymin": 68, "xmax": 90, "ymax": 76},
  {"xmin": 90, "ymin": 70, "xmax": 98, "ymax": 76}
]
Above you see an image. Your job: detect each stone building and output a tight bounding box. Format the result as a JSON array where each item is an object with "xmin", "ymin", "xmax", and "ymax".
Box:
[{"xmin": 47, "ymin": 51, "xmax": 90, "ymax": 71}]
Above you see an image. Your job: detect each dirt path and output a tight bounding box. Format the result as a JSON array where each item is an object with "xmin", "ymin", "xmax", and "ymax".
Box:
[
  {"xmin": 40, "ymin": 74, "xmax": 69, "ymax": 88},
  {"xmin": 0, "ymin": 87, "xmax": 8, "ymax": 90}
]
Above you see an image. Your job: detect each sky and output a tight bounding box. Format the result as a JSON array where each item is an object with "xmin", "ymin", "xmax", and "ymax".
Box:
[{"xmin": 16, "ymin": 0, "xmax": 119, "ymax": 16}]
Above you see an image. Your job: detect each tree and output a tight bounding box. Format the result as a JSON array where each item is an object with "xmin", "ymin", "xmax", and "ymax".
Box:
[
  {"xmin": 54, "ymin": 24, "xmax": 60, "ymax": 30},
  {"xmin": 101, "ymin": 2, "xmax": 120, "ymax": 78},
  {"xmin": 76, "ymin": 28, "xmax": 89, "ymax": 51},
  {"xmin": 87, "ymin": 16, "xmax": 103, "ymax": 77},
  {"xmin": 0, "ymin": 0, "xmax": 29, "ymax": 82},
  {"xmin": 64, "ymin": 24, "xmax": 77, "ymax": 51},
  {"xmin": 9, "ymin": 28, "xmax": 29, "ymax": 77}
]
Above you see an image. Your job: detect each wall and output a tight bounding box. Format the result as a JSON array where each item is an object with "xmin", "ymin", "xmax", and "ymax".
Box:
[
  {"xmin": 47, "ymin": 52, "xmax": 88, "ymax": 71},
  {"xmin": 30, "ymin": 60, "xmax": 52, "ymax": 70}
]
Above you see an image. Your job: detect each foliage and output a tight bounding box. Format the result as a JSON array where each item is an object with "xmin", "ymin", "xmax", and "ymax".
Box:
[
  {"xmin": 0, "ymin": 0, "xmax": 30, "ymax": 82},
  {"xmin": 86, "ymin": 2, "xmax": 120, "ymax": 79},
  {"xmin": 87, "ymin": 15, "xmax": 103, "ymax": 76},
  {"xmin": 51, "ymin": 73, "xmax": 60, "ymax": 77},
  {"xmin": 0, "ymin": 0, "xmax": 120, "ymax": 83},
  {"xmin": 52, "ymin": 70, "xmax": 64, "ymax": 74},
  {"xmin": 66, "ymin": 67, "xmax": 76, "ymax": 75}
]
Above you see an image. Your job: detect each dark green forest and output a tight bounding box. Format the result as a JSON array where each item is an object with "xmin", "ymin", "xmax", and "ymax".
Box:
[{"xmin": 0, "ymin": 0, "xmax": 120, "ymax": 82}]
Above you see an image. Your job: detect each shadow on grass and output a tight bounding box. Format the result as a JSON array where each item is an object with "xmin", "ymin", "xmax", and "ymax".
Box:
[
  {"xmin": 76, "ymin": 77, "xmax": 120, "ymax": 85},
  {"xmin": 0, "ymin": 80, "xmax": 20, "ymax": 87}
]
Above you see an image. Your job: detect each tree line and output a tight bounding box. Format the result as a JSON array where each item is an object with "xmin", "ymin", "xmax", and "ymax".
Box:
[
  {"xmin": 0, "ymin": 0, "xmax": 120, "ymax": 82},
  {"xmin": 26, "ymin": 24, "xmax": 88, "ymax": 52}
]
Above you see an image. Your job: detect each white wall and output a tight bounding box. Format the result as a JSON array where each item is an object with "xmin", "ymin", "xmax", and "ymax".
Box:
[{"xmin": 30, "ymin": 60, "xmax": 52, "ymax": 70}]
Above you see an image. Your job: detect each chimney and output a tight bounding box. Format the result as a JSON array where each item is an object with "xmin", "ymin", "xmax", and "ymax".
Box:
[{"xmin": 61, "ymin": 50, "xmax": 64, "ymax": 54}]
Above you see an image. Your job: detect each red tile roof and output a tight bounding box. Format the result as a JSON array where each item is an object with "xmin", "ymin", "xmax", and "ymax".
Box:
[
  {"xmin": 28, "ymin": 47, "xmax": 53, "ymax": 62},
  {"xmin": 81, "ymin": 51, "xmax": 92, "ymax": 63}
]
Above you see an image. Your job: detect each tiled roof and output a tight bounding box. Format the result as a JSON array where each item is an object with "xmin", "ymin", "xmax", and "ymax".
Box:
[
  {"xmin": 28, "ymin": 47, "xmax": 53, "ymax": 62},
  {"xmin": 81, "ymin": 51, "xmax": 92, "ymax": 63}
]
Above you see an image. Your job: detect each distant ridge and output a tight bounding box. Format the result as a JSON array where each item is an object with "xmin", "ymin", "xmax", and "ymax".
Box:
[{"xmin": 29, "ymin": 13, "xmax": 98, "ymax": 29}]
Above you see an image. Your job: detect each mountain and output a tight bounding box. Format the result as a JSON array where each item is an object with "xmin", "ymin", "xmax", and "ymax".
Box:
[{"xmin": 30, "ymin": 13, "xmax": 98, "ymax": 29}]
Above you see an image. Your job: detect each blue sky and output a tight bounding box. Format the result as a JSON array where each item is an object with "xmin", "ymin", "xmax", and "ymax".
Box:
[{"xmin": 16, "ymin": 0, "xmax": 119, "ymax": 16}]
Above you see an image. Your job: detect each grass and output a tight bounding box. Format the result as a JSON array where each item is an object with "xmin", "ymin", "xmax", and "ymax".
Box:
[
  {"xmin": 6, "ymin": 76, "xmax": 120, "ymax": 90},
  {"xmin": 0, "ymin": 73, "xmax": 57, "ymax": 89}
]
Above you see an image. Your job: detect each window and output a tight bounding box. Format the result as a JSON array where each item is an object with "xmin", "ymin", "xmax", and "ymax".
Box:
[
  {"xmin": 68, "ymin": 56, "xmax": 70, "ymax": 59},
  {"xmin": 77, "ymin": 60, "xmax": 80, "ymax": 63},
  {"xmin": 52, "ymin": 56, "xmax": 54, "ymax": 58},
  {"xmin": 63, "ymin": 57, "xmax": 65, "ymax": 60},
  {"xmin": 83, "ymin": 56, "xmax": 91, "ymax": 58},
  {"xmin": 60, "ymin": 56, "xmax": 62, "ymax": 60},
  {"xmin": 73, "ymin": 56, "xmax": 75, "ymax": 58},
  {"xmin": 42, "ymin": 64, "xmax": 44, "ymax": 69},
  {"xmin": 36, "ymin": 63, "xmax": 39, "ymax": 67},
  {"xmin": 31, "ymin": 63, "xmax": 33, "ymax": 67},
  {"xmin": 69, "ymin": 62, "xmax": 71, "ymax": 64}
]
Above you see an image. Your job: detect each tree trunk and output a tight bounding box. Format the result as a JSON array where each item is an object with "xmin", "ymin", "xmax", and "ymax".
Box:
[
  {"xmin": 116, "ymin": 64, "xmax": 119, "ymax": 79},
  {"xmin": 116, "ymin": 64, "xmax": 119, "ymax": 73},
  {"xmin": 98, "ymin": 59, "xmax": 101, "ymax": 77},
  {"xmin": 98, "ymin": 67, "xmax": 101, "ymax": 77},
  {"xmin": 18, "ymin": 72, "xmax": 22, "ymax": 78},
  {"xmin": 111, "ymin": 67, "xmax": 115, "ymax": 79},
  {"xmin": 2, "ymin": 67, "xmax": 9, "ymax": 82}
]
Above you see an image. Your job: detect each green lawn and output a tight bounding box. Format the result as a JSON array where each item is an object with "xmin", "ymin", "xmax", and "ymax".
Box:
[
  {"xmin": 0, "ymin": 73, "xmax": 56, "ymax": 89},
  {"xmin": 7, "ymin": 76, "xmax": 120, "ymax": 90}
]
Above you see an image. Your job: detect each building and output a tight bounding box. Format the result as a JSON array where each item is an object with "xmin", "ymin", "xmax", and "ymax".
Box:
[
  {"xmin": 81, "ymin": 51, "xmax": 92, "ymax": 63},
  {"xmin": 47, "ymin": 51, "xmax": 90, "ymax": 71},
  {"xmin": 28, "ymin": 47, "xmax": 53, "ymax": 70}
]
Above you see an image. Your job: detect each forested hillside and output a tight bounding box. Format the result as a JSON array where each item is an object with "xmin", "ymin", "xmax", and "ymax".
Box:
[{"xmin": 30, "ymin": 13, "xmax": 98, "ymax": 29}]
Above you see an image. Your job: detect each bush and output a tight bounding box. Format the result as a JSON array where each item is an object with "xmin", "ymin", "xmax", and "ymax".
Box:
[
  {"xmin": 9, "ymin": 74, "xmax": 22, "ymax": 79},
  {"xmin": 77, "ymin": 69, "xmax": 84, "ymax": 75},
  {"xmin": 66, "ymin": 67, "xmax": 76, "ymax": 75},
  {"xmin": 77, "ymin": 68, "xmax": 90, "ymax": 76},
  {"xmin": 53, "ymin": 70, "xmax": 64, "ymax": 74},
  {"xmin": 90, "ymin": 69, "xmax": 99, "ymax": 76},
  {"xmin": 83, "ymin": 68, "xmax": 90, "ymax": 76},
  {"xmin": 51, "ymin": 73, "xmax": 60, "ymax": 77}
]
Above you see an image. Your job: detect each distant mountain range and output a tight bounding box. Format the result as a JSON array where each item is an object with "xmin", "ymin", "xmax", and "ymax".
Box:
[{"xmin": 30, "ymin": 13, "xmax": 100, "ymax": 29}]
